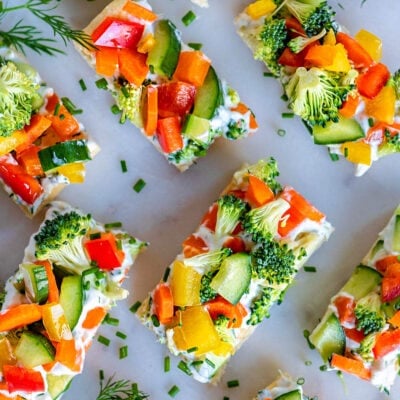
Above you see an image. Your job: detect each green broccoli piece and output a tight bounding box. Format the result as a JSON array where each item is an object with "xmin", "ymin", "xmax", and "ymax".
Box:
[
  {"xmin": 377, "ymin": 129, "xmax": 400, "ymax": 157},
  {"xmin": 254, "ymin": 18, "xmax": 288, "ymax": 77},
  {"xmin": 354, "ymin": 292, "xmax": 386, "ymax": 335},
  {"xmin": 0, "ymin": 61, "xmax": 40, "ymax": 137},
  {"xmin": 183, "ymin": 248, "xmax": 232, "ymax": 274},
  {"xmin": 200, "ymin": 271, "xmax": 218, "ymax": 303},
  {"xmin": 214, "ymin": 315, "xmax": 235, "ymax": 345},
  {"xmin": 389, "ymin": 69, "xmax": 400, "ymax": 100},
  {"xmin": 224, "ymin": 118, "xmax": 248, "ymax": 140},
  {"xmin": 250, "ymin": 240, "xmax": 296, "ymax": 285},
  {"xmin": 287, "ymin": 28, "xmax": 326, "ymax": 54},
  {"xmin": 246, "ymin": 158, "xmax": 282, "ymax": 195},
  {"xmin": 115, "ymin": 83, "xmax": 142, "ymax": 126},
  {"xmin": 242, "ymin": 198, "xmax": 290, "ymax": 243},
  {"xmin": 279, "ymin": 0, "xmax": 326, "ymax": 25},
  {"xmin": 284, "ymin": 67, "xmax": 352, "ymax": 127},
  {"xmin": 302, "ymin": 2, "xmax": 337, "ymax": 36},
  {"xmin": 215, "ymin": 195, "xmax": 248, "ymax": 237},
  {"xmin": 167, "ymin": 140, "xmax": 208, "ymax": 165},
  {"xmin": 356, "ymin": 333, "xmax": 376, "ymax": 362},
  {"xmin": 34, "ymin": 210, "xmax": 93, "ymax": 274},
  {"xmin": 248, "ymin": 286, "xmax": 276, "ymax": 325}
]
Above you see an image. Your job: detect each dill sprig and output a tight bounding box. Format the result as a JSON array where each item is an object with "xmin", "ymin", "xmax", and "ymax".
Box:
[
  {"xmin": 0, "ymin": 0, "xmax": 95, "ymax": 55},
  {"xmin": 97, "ymin": 374, "xmax": 149, "ymax": 400}
]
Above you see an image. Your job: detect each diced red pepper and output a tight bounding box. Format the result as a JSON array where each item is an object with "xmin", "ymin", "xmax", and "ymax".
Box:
[
  {"xmin": 0, "ymin": 159, "xmax": 43, "ymax": 204},
  {"xmin": 156, "ymin": 116, "xmax": 184, "ymax": 154},
  {"xmin": 356, "ymin": 62, "xmax": 390, "ymax": 99},
  {"xmin": 381, "ymin": 263, "xmax": 400, "ymax": 302},
  {"xmin": 157, "ymin": 81, "xmax": 196, "ymax": 118},
  {"xmin": 84, "ymin": 232, "xmax": 125, "ymax": 270},
  {"xmin": 201, "ymin": 203, "xmax": 218, "ymax": 232},
  {"xmin": 334, "ymin": 295, "xmax": 356, "ymax": 324},
  {"xmin": 16, "ymin": 145, "xmax": 44, "ymax": 177},
  {"xmin": 375, "ymin": 256, "xmax": 400, "ymax": 274},
  {"xmin": 222, "ymin": 236, "xmax": 246, "ymax": 253},
  {"xmin": 3, "ymin": 365, "xmax": 45, "ymax": 393},
  {"xmin": 91, "ymin": 17, "xmax": 145, "ymax": 49},
  {"xmin": 373, "ymin": 329, "xmax": 400, "ymax": 359},
  {"xmin": 335, "ymin": 31, "xmax": 373, "ymax": 69},
  {"xmin": 344, "ymin": 327, "xmax": 365, "ymax": 343},
  {"xmin": 182, "ymin": 234, "xmax": 208, "ymax": 258}
]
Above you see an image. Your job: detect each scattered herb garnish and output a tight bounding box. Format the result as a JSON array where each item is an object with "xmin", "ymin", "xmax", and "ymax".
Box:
[
  {"xmin": 133, "ymin": 178, "xmax": 146, "ymax": 193},
  {"xmin": 303, "ymin": 329, "xmax": 315, "ymax": 349},
  {"xmin": 116, "ymin": 331, "xmax": 127, "ymax": 340},
  {"xmin": 120, "ymin": 160, "xmax": 128, "ymax": 173},
  {"xmin": 97, "ymin": 373, "xmax": 148, "ymax": 400},
  {"xmin": 79, "ymin": 78, "xmax": 87, "ymax": 91},
  {"xmin": 105, "ymin": 221, "xmax": 123, "ymax": 229},
  {"xmin": 188, "ymin": 42, "xmax": 202, "ymax": 50},
  {"xmin": 168, "ymin": 385, "xmax": 180, "ymax": 398},
  {"xmin": 182, "ymin": 10, "xmax": 196, "ymax": 26},
  {"xmin": 130, "ymin": 301, "xmax": 141, "ymax": 314},
  {"xmin": 304, "ymin": 265, "xmax": 317, "ymax": 272},
  {"xmin": 164, "ymin": 356, "xmax": 171, "ymax": 372},
  {"xmin": 227, "ymin": 379, "xmax": 239, "ymax": 388},
  {"xmin": 97, "ymin": 335, "xmax": 110, "ymax": 347},
  {"xmin": 119, "ymin": 345, "xmax": 128, "ymax": 359},
  {"xmin": 277, "ymin": 128, "xmax": 286, "ymax": 137}
]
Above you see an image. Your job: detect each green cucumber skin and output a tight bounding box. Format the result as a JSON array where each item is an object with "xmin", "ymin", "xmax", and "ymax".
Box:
[
  {"xmin": 59, "ymin": 275, "xmax": 83, "ymax": 330},
  {"xmin": 393, "ymin": 214, "xmax": 400, "ymax": 252},
  {"xmin": 20, "ymin": 263, "xmax": 49, "ymax": 304},
  {"xmin": 275, "ymin": 389, "xmax": 303, "ymax": 400}
]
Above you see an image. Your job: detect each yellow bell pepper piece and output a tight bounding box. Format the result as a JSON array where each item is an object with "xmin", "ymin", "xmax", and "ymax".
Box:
[
  {"xmin": 0, "ymin": 337, "xmax": 16, "ymax": 369},
  {"xmin": 212, "ymin": 340, "xmax": 234, "ymax": 357},
  {"xmin": 138, "ymin": 33, "xmax": 156, "ymax": 54},
  {"xmin": 0, "ymin": 130, "xmax": 28, "ymax": 157},
  {"xmin": 42, "ymin": 303, "xmax": 73, "ymax": 342},
  {"xmin": 355, "ymin": 29, "xmax": 382, "ymax": 61},
  {"xmin": 55, "ymin": 162, "xmax": 86, "ymax": 183},
  {"xmin": 365, "ymin": 85, "xmax": 396, "ymax": 125},
  {"xmin": 245, "ymin": 0, "xmax": 277, "ymax": 19},
  {"xmin": 324, "ymin": 44, "xmax": 351, "ymax": 73},
  {"xmin": 170, "ymin": 260, "xmax": 201, "ymax": 307},
  {"xmin": 172, "ymin": 306, "xmax": 220, "ymax": 355},
  {"xmin": 323, "ymin": 29, "xmax": 336, "ymax": 46},
  {"xmin": 341, "ymin": 141, "xmax": 372, "ymax": 166}
]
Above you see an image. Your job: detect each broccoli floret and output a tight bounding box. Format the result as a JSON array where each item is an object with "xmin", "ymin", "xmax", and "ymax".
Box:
[
  {"xmin": 279, "ymin": 0, "xmax": 326, "ymax": 25},
  {"xmin": 248, "ymin": 286, "xmax": 276, "ymax": 325},
  {"xmin": 284, "ymin": 67, "xmax": 352, "ymax": 127},
  {"xmin": 215, "ymin": 195, "xmax": 248, "ymax": 237},
  {"xmin": 115, "ymin": 83, "xmax": 142, "ymax": 126},
  {"xmin": 389, "ymin": 69, "xmax": 400, "ymax": 100},
  {"xmin": 254, "ymin": 18, "xmax": 288, "ymax": 77},
  {"xmin": 34, "ymin": 210, "xmax": 93, "ymax": 274},
  {"xmin": 287, "ymin": 28, "xmax": 326, "ymax": 54},
  {"xmin": 251, "ymin": 240, "xmax": 296, "ymax": 285},
  {"xmin": 246, "ymin": 158, "xmax": 282, "ymax": 195},
  {"xmin": 354, "ymin": 292, "xmax": 386, "ymax": 335},
  {"xmin": 200, "ymin": 271, "xmax": 218, "ymax": 303},
  {"xmin": 183, "ymin": 248, "xmax": 232, "ymax": 274},
  {"xmin": 242, "ymin": 198, "xmax": 290, "ymax": 243},
  {"xmin": 224, "ymin": 118, "xmax": 248, "ymax": 140},
  {"xmin": 0, "ymin": 61, "xmax": 40, "ymax": 137},
  {"xmin": 302, "ymin": 3, "xmax": 337, "ymax": 36},
  {"xmin": 167, "ymin": 140, "xmax": 208, "ymax": 165},
  {"xmin": 356, "ymin": 333, "xmax": 376, "ymax": 362}
]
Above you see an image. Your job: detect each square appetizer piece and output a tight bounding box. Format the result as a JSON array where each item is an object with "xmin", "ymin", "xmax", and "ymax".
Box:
[
  {"xmin": 236, "ymin": 0, "xmax": 400, "ymax": 176},
  {"xmin": 0, "ymin": 201, "xmax": 146, "ymax": 400},
  {"xmin": 76, "ymin": 0, "xmax": 258, "ymax": 171},
  {"xmin": 0, "ymin": 46, "xmax": 99, "ymax": 217},
  {"xmin": 310, "ymin": 205, "xmax": 400, "ymax": 393},
  {"xmin": 138, "ymin": 158, "xmax": 333, "ymax": 383}
]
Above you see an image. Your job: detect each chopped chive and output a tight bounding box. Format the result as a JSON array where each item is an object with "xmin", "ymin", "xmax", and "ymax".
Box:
[
  {"xmin": 191, "ymin": 360, "xmax": 203, "ymax": 367},
  {"xmin": 343, "ymin": 147, "xmax": 349, "ymax": 158},
  {"xmin": 280, "ymin": 93, "xmax": 289, "ymax": 102},
  {"xmin": 305, "ymin": 360, "xmax": 312, "ymax": 366},
  {"xmin": 223, "ymin": 397, "xmax": 230, "ymax": 400},
  {"xmin": 116, "ymin": 239, "xmax": 122, "ymax": 250},
  {"xmin": 119, "ymin": 345, "xmax": 128, "ymax": 359},
  {"xmin": 99, "ymin": 369, "xmax": 104, "ymax": 380},
  {"xmin": 182, "ymin": 10, "xmax": 196, "ymax": 26},
  {"xmin": 61, "ymin": 97, "xmax": 83, "ymax": 115},
  {"xmin": 120, "ymin": 160, "xmax": 128, "ymax": 173},
  {"xmin": 320, "ymin": 364, "xmax": 328, "ymax": 371},
  {"xmin": 89, "ymin": 232, "xmax": 101, "ymax": 240},
  {"xmin": 53, "ymin": 103, "xmax": 60, "ymax": 116},
  {"xmin": 177, "ymin": 360, "xmax": 192, "ymax": 376},
  {"xmin": 303, "ymin": 329, "xmax": 315, "ymax": 349},
  {"xmin": 227, "ymin": 379, "xmax": 239, "ymax": 388},
  {"xmin": 164, "ymin": 356, "xmax": 171, "ymax": 372},
  {"xmin": 104, "ymin": 314, "xmax": 119, "ymax": 326},
  {"xmin": 163, "ymin": 267, "xmax": 171, "ymax": 282},
  {"xmin": 368, "ymin": 117, "xmax": 374, "ymax": 127},
  {"xmin": 263, "ymin": 72, "xmax": 274, "ymax": 77},
  {"xmin": 297, "ymin": 377, "xmax": 305, "ymax": 385},
  {"xmin": 116, "ymin": 331, "xmax": 127, "ymax": 339},
  {"xmin": 282, "ymin": 112, "xmax": 294, "ymax": 118},
  {"xmin": 59, "ymin": 114, "xmax": 65, "ymax": 120},
  {"xmin": 337, "ymin": 370, "xmax": 343, "ymax": 377},
  {"xmin": 168, "ymin": 385, "xmax": 180, "ymax": 397},
  {"xmin": 111, "ymin": 104, "xmax": 121, "ymax": 115},
  {"xmin": 79, "ymin": 78, "xmax": 87, "ymax": 91},
  {"xmin": 121, "ymin": 85, "xmax": 129, "ymax": 98},
  {"xmin": 338, "ymin": 2, "xmax": 344, "ymax": 9},
  {"xmin": 133, "ymin": 178, "xmax": 146, "ymax": 193},
  {"xmin": 130, "ymin": 301, "xmax": 142, "ymax": 313},
  {"xmin": 329, "ymin": 152, "xmax": 339, "ymax": 161},
  {"xmin": 205, "ymin": 358, "xmax": 215, "ymax": 368},
  {"xmin": 97, "ymin": 335, "xmax": 110, "ymax": 346},
  {"xmin": 188, "ymin": 42, "xmax": 202, "ymax": 50},
  {"xmin": 151, "ymin": 314, "xmax": 160, "ymax": 327},
  {"xmin": 96, "ymin": 78, "xmax": 108, "ymax": 89},
  {"xmin": 105, "ymin": 221, "xmax": 122, "ymax": 229},
  {"xmin": 304, "ymin": 266, "xmax": 317, "ymax": 273},
  {"xmin": 277, "ymin": 128, "xmax": 286, "ymax": 137},
  {"xmin": 187, "ymin": 346, "xmax": 198, "ymax": 353}
]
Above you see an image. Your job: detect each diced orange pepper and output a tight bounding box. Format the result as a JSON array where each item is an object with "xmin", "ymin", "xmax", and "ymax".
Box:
[
  {"xmin": 231, "ymin": 102, "xmax": 258, "ymax": 130},
  {"xmin": 173, "ymin": 51, "xmax": 211, "ymax": 87},
  {"xmin": 245, "ymin": 174, "xmax": 274, "ymax": 207},
  {"xmin": 118, "ymin": 48, "xmax": 149, "ymax": 86},
  {"xmin": 82, "ymin": 307, "xmax": 107, "ymax": 330},
  {"xmin": 365, "ymin": 85, "xmax": 396, "ymax": 124},
  {"xmin": 122, "ymin": 0, "xmax": 158, "ymax": 21},
  {"xmin": 55, "ymin": 339, "xmax": 82, "ymax": 372},
  {"xmin": 16, "ymin": 145, "xmax": 44, "ymax": 177},
  {"xmin": 95, "ymin": 47, "xmax": 119, "ymax": 77}
]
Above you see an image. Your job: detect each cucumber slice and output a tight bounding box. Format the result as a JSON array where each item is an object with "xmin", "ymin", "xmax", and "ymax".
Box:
[
  {"xmin": 38, "ymin": 140, "xmax": 91, "ymax": 173},
  {"xmin": 193, "ymin": 66, "xmax": 223, "ymax": 120},
  {"xmin": 20, "ymin": 263, "xmax": 49, "ymax": 304},
  {"xmin": 275, "ymin": 390, "xmax": 302, "ymax": 400},
  {"xmin": 47, "ymin": 374, "xmax": 73, "ymax": 400},
  {"xmin": 341, "ymin": 264, "xmax": 382, "ymax": 300},
  {"xmin": 15, "ymin": 331, "xmax": 55, "ymax": 368},
  {"xmin": 147, "ymin": 19, "xmax": 181, "ymax": 78},
  {"xmin": 366, "ymin": 239, "xmax": 384, "ymax": 262},
  {"xmin": 210, "ymin": 253, "xmax": 251, "ymax": 305},
  {"xmin": 309, "ymin": 313, "xmax": 345, "ymax": 363},
  {"xmin": 59, "ymin": 275, "xmax": 83, "ymax": 330},
  {"xmin": 393, "ymin": 214, "xmax": 400, "ymax": 252},
  {"xmin": 182, "ymin": 114, "xmax": 211, "ymax": 142},
  {"xmin": 312, "ymin": 116, "xmax": 364, "ymax": 145}
]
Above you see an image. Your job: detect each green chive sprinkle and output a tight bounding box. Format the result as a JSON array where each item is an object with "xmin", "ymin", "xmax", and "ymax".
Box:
[
  {"xmin": 297, "ymin": 377, "xmax": 305, "ymax": 385},
  {"xmin": 163, "ymin": 267, "xmax": 171, "ymax": 282},
  {"xmin": 282, "ymin": 112, "xmax": 294, "ymax": 118},
  {"xmin": 79, "ymin": 78, "xmax": 87, "ymax": 91},
  {"xmin": 59, "ymin": 114, "xmax": 65, "ymax": 120},
  {"xmin": 343, "ymin": 147, "xmax": 349, "ymax": 158},
  {"xmin": 227, "ymin": 379, "xmax": 239, "ymax": 388},
  {"xmin": 89, "ymin": 232, "xmax": 101, "ymax": 240},
  {"xmin": 151, "ymin": 314, "xmax": 160, "ymax": 327},
  {"xmin": 182, "ymin": 10, "xmax": 196, "ymax": 26},
  {"xmin": 105, "ymin": 221, "xmax": 122, "ymax": 229},
  {"xmin": 168, "ymin": 385, "xmax": 180, "ymax": 397},
  {"xmin": 116, "ymin": 331, "xmax": 127, "ymax": 340},
  {"xmin": 329, "ymin": 152, "xmax": 340, "ymax": 161},
  {"xmin": 223, "ymin": 397, "xmax": 230, "ymax": 400},
  {"xmin": 54, "ymin": 103, "xmax": 60, "ymax": 116},
  {"xmin": 191, "ymin": 360, "xmax": 203, "ymax": 367},
  {"xmin": 164, "ymin": 356, "xmax": 171, "ymax": 372},
  {"xmin": 130, "ymin": 301, "xmax": 142, "ymax": 314},
  {"xmin": 97, "ymin": 335, "xmax": 110, "ymax": 346},
  {"xmin": 338, "ymin": 2, "xmax": 344, "ymax": 9},
  {"xmin": 188, "ymin": 42, "xmax": 203, "ymax": 50},
  {"xmin": 133, "ymin": 178, "xmax": 146, "ymax": 193},
  {"xmin": 303, "ymin": 329, "xmax": 315, "ymax": 350},
  {"xmin": 96, "ymin": 78, "xmax": 108, "ymax": 90},
  {"xmin": 121, "ymin": 85, "xmax": 129, "ymax": 98},
  {"xmin": 104, "ymin": 314, "xmax": 119, "ymax": 326},
  {"xmin": 111, "ymin": 104, "xmax": 121, "ymax": 115},
  {"xmin": 205, "ymin": 358, "xmax": 215, "ymax": 368},
  {"xmin": 304, "ymin": 266, "xmax": 317, "ymax": 273},
  {"xmin": 99, "ymin": 369, "xmax": 104, "ymax": 380},
  {"xmin": 320, "ymin": 365, "xmax": 328, "ymax": 371},
  {"xmin": 119, "ymin": 345, "xmax": 128, "ymax": 359},
  {"xmin": 263, "ymin": 72, "xmax": 274, "ymax": 77},
  {"xmin": 280, "ymin": 93, "xmax": 289, "ymax": 102},
  {"xmin": 178, "ymin": 360, "xmax": 192, "ymax": 376},
  {"xmin": 277, "ymin": 128, "xmax": 286, "ymax": 137},
  {"xmin": 368, "ymin": 117, "xmax": 374, "ymax": 127},
  {"xmin": 61, "ymin": 97, "xmax": 83, "ymax": 115},
  {"xmin": 305, "ymin": 360, "xmax": 312, "ymax": 366},
  {"xmin": 187, "ymin": 347, "xmax": 198, "ymax": 353},
  {"xmin": 120, "ymin": 160, "xmax": 128, "ymax": 173}
]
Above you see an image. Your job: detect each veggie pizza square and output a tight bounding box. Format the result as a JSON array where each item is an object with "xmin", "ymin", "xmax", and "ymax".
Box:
[
  {"xmin": 76, "ymin": 0, "xmax": 257, "ymax": 171},
  {"xmin": 0, "ymin": 46, "xmax": 99, "ymax": 217},
  {"xmin": 236, "ymin": 0, "xmax": 400, "ymax": 176},
  {"xmin": 137, "ymin": 158, "xmax": 333, "ymax": 383},
  {"xmin": 310, "ymin": 205, "xmax": 400, "ymax": 393},
  {"xmin": 0, "ymin": 201, "xmax": 146, "ymax": 399}
]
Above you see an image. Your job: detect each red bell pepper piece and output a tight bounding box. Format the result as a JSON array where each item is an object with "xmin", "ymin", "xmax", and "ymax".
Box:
[
  {"xmin": 182, "ymin": 234, "xmax": 208, "ymax": 258},
  {"xmin": 344, "ymin": 327, "xmax": 365, "ymax": 343},
  {"xmin": 91, "ymin": 17, "xmax": 145, "ymax": 49},
  {"xmin": 3, "ymin": 365, "xmax": 45, "ymax": 393},
  {"xmin": 153, "ymin": 283, "xmax": 174, "ymax": 325},
  {"xmin": 335, "ymin": 31, "xmax": 373, "ymax": 69},
  {"xmin": 201, "ymin": 203, "xmax": 218, "ymax": 232},
  {"xmin": 373, "ymin": 329, "xmax": 400, "ymax": 359},
  {"xmin": 222, "ymin": 236, "xmax": 246, "ymax": 253},
  {"xmin": 381, "ymin": 263, "xmax": 400, "ymax": 302},
  {"xmin": 156, "ymin": 116, "xmax": 184, "ymax": 154},
  {"xmin": 356, "ymin": 62, "xmax": 391, "ymax": 99},
  {"xmin": 0, "ymin": 158, "xmax": 43, "ymax": 204},
  {"xmin": 157, "ymin": 81, "xmax": 196, "ymax": 118},
  {"xmin": 334, "ymin": 295, "xmax": 356, "ymax": 324},
  {"xmin": 84, "ymin": 232, "xmax": 125, "ymax": 270}
]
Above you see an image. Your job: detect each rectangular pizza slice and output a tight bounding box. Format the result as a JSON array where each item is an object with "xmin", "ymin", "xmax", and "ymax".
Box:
[
  {"xmin": 310, "ymin": 205, "xmax": 400, "ymax": 393},
  {"xmin": 137, "ymin": 158, "xmax": 333, "ymax": 383},
  {"xmin": 0, "ymin": 46, "xmax": 99, "ymax": 217},
  {"xmin": 76, "ymin": 0, "xmax": 258, "ymax": 172},
  {"xmin": 0, "ymin": 201, "xmax": 146, "ymax": 399},
  {"xmin": 235, "ymin": 0, "xmax": 399, "ymax": 176}
]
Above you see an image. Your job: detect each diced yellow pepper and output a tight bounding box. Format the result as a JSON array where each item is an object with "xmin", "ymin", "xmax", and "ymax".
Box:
[
  {"xmin": 170, "ymin": 260, "xmax": 201, "ymax": 307},
  {"xmin": 324, "ymin": 44, "xmax": 351, "ymax": 73},
  {"xmin": 341, "ymin": 141, "xmax": 372, "ymax": 166},
  {"xmin": 137, "ymin": 33, "xmax": 156, "ymax": 54},
  {"xmin": 55, "ymin": 162, "xmax": 86, "ymax": 183},
  {"xmin": 323, "ymin": 29, "xmax": 336, "ymax": 46},
  {"xmin": 0, "ymin": 130, "xmax": 27, "ymax": 157},
  {"xmin": 42, "ymin": 303, "xmax": 73, "ymax": 342},
  {"xmin": 365, "ymin": 85, "xmax": 396, "ymax": 125},
  {"xmin": 355, "ymin": 29, "xmax": 382, "ymax": 61},
  {"xmin": 172, "ymin": 306, "xmax": 220, "ymax": 355},
  {"xmin": 0, "ymin": 337, "xmax": 16, "ymax": 369},
  {"xmin": 212, "ymin": 340, "xmax": 234, "ymax": 357},
  {"xmin": 245, "ymin": 0, "xmax": 277, "ymax": 19}
]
